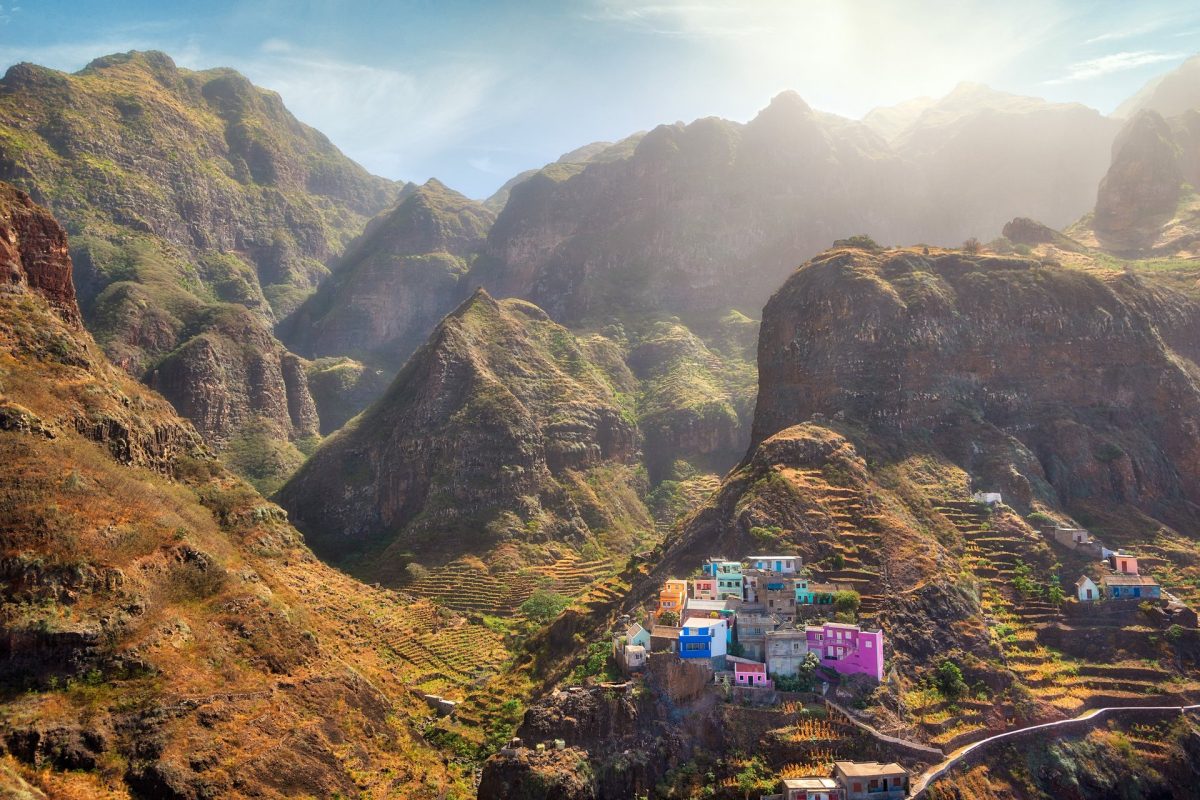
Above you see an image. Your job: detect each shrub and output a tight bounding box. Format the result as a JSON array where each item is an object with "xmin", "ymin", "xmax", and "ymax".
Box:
[
  {"xmin": 829, "ymin": 553, "xmax": 846, "ymax": 570},
  {"xmin": 833, "ymin": 590, "xmax": 861, "ymax": 615},
  {"xmin": 962, "ymin": 237, "xmax": 983, "ymax": 254},
  {"xmin": 1026, "ymin": 511, "xmax": 1055, "ymax": 527},
  {"xmin": 1095, "ymin": 442, "xmax": 1126, "ymax": 463},
  {"xmin": 833, "ymin": 234, "xmax": 881, "ymax": 251},
  {"xmin": 935, "ymin": 659, "xmax": 968, "ymax": 700},
  {"xmin": 520, "ymin": 590, "xmax": 570, "ymax": 623},
  {"xmin": 1167, "ymin": 624, "xmax": 1184, "ymax": 643},
  {"xmin": 657, "ymin": 610, "xmax": 679, "ymax": 627}
]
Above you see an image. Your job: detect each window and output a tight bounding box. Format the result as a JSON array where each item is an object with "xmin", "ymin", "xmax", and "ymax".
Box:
[
  {"xmin": 684, "ymin": 642, "xmax": 706, "ymax": 652},
  {"xmin": 865, "ymin": 639, "xmax": 873, "ymax": 648}
]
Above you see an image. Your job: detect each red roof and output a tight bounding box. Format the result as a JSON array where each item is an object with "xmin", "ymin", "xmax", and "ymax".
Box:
[{"xmin": 734, "ymin": 662, "xmax": 766, "ymax": 673}]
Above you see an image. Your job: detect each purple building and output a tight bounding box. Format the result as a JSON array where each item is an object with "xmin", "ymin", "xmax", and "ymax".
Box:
[{"xmin": 805, "ymin": 622, "xmax": 884, "ymax": 682}]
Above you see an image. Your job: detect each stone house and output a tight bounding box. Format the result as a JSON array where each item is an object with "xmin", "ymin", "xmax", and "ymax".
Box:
[
  {"xmin": 735, "ymin": 612, "xmax": 777, "ymax": 661},
  {"xmin": 765, "ymin": 627, "xmax": 810, "ymax": 677},
  {"xmin": 762, "ymin": 576, "xmax": 798, "ymax": 620},
  {"xmin": 833, "ymin": 761, "xmax": 907, "ymax": 800},
  {"xmin": 972, "ymin": 491, "xmax": 1003, "ymax": 505}
]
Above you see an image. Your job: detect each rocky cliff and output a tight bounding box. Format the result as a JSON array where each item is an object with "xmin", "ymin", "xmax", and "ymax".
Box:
[
  {"xmin": 277, "ymin": 289, "xmax": 648, "ymax": 580},
  {"xmin": 753, "ymin": 246, "xmax": 1200, "ymax": 524},
  {"xmin": 0, "ymin": 50, "xmax": 401, "ymax": 481},
  {"xmin": 0, "ymin": 181, "xmax": 474, "ymax": 798}
]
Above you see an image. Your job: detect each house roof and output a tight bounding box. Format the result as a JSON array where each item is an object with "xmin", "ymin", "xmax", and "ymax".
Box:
[
  {"xmin": 834, "ymin": 761, "xmax": 907, "ymax": 778},
  {"xmin": 1101, "ymin": 574, "xmax": 1159, "ymax": 587},
  {"xmin": 650, "ymin": 626, "xmax": 680, "ymax": 639},
  {"xmin": 625, "ymin": 644, "xmax": 645, "ymax": 654},
  {"xmin": 783, "ymin": 777, "xmax": 838, "ymax": 789},
  {"xmin": 1075, "ymin": 575, "xmax": 1097, "ymax": 588},
  {"xmin": 627, "ymin": 623, "xmax": 647, "ymax": 638},
  {"xmin": 687, "ymin": 599, "xmax": 732, "ymax": 612},
  {"xmin": 682, "ymin": 617, "xmax": 725, "ymax": 630},
  {"xmin": 750, "ymin": 555, "xmax": 797, "ymax": 561},
  {"xmin": 733, "ymin": 661, "xmax": 766, "ymax": 673}
]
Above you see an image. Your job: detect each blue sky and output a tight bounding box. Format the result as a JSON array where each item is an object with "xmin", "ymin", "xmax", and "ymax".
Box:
[{"xmin": 2, "ymin": 0, "xmax": 1199, "ymax": 198}]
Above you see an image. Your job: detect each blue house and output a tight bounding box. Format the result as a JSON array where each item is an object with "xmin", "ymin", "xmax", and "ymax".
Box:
[
  {"xmin": 1100, "ymin": 574, "xmax": 1161, "ymax": 600},
  {"xmin": 678, "ymin": 618, "xmax": 728, "ymax": 661}
]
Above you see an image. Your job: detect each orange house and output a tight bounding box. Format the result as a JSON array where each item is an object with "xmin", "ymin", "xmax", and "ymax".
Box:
[{"xmin": 658, "ymin": 579, "xmax": 688, "ymax": 616}]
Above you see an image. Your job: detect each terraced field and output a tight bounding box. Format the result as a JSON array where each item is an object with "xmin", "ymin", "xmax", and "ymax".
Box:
[
  {"xmin": 783, "ymin": 467, "xmax": 890, "ymax": 616},
  {"xmin": 405, "ymin": 555, "xmax": 615, "ymax": 614},
  {"xmin": 927, "ymin": 500, "xmax": 1199, "ymax": 748}
]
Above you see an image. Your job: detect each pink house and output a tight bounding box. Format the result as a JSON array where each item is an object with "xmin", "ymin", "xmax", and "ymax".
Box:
[
  {"xmin": 805, "ymin": 622, "xmax": 884, "ymax": 682},
  {"xmin": 1109, "ymin": 553, "xmax": 1139, "ymax": 575},
  {"xmin": 693, "ymin": 577, "xmax": 718, "ymax": 601},
  {"xmin": 732, "ymin": 659, "xmax": 773, "ymax": 689}
]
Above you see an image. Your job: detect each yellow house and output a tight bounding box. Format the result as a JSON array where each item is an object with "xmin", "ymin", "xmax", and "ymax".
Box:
[{"xmin": 657, "ymin": 579, "xmax": 688, "ymax": 616}]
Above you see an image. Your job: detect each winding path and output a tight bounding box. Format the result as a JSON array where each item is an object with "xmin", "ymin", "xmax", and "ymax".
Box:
[{"xmin": 909, "ymin": 703, "xmax": 1200, "ymax": 797}]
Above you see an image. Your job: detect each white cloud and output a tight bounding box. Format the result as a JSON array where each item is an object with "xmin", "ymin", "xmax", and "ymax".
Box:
[{"xmin": 1047, "ymin": 50, "xmax": 1184, "ymax": 84}]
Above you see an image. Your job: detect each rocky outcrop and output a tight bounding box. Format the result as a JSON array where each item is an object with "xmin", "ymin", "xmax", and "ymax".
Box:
[
  {"xmin": 277, "ymin": 290, "xmax": 643, "ymax": 576},
  {"xmin": 1002, "ymin": 217, "xmax": 1085, "ymax": 252},
  {"xmin": 1093, "ymin": 110, "xmax": 1188, "ymax": 250},
  {"xmin": 0, "ymin": 183, "xmax": 79, "ymax": 326},
  {"xmin": 753, "ymin": 245, "xmax": 1200, "ymax": 524},
  {"xmin": 282, "ymin": 179, "xmax": 494, "ymax": 382},
  {"xmin": 149, "ymin": 306, "xmax": 319, "ymax": 449}
]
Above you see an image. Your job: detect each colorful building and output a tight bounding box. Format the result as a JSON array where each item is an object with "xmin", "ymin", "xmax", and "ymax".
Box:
[
  {"xmin": 703, "ymin": 559, "xmax": 744, "ymax": 600},
  {"xmin": 693, "ymin": 577, "xmax": 718, "ymax": 601},
  {"xmin": 805, "ymin": 622, "xmax": 884, "ymax": 682},
  {"xmin": 833, "ymin": 762, "xmax": 907, "ymax": 800},
  {"xmin": 626, "ymin": 623, "xmax": 651, "ymax": 648},
  {"xmin": 1109, "ymin": 552, "xmax": 1139, "ymax": 575},
  {"xmin": 657, "ymin": 579, "xmax": 688, "ymax": 616},
  {"xmin": 731, "ymin": 659, "xmax": 773, "ymax": 689},
  {"xmin": 1100, "ymin": 573, "xmax": 1160, "ymax": 600},
  {"xmin": 765, "ymin": 628, "xmax": 810, "ymax": 677},
  {"xmin": 679, "ymin": 617, "xmax": 728, "ymax": 662},
  {"xmin": 750, "ymin": 555, "xmax": 800, "ymax": 574},
  {"xmin": 795, "ymin": 577, "xmax": 836, "ymax": 605},
  {"xmin": 1075, "ymin": 575, "xmax": 1099, "ymax": 602}
]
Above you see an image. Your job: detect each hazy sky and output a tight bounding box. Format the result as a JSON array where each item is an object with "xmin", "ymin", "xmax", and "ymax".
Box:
[{"xmin": 2, "ymin": 0, "xmax": 1199, "ymax": 197}]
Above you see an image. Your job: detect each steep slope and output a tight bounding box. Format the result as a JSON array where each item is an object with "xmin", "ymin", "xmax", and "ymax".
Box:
[
  {"xmin": 280, "ymin": 179, "xmax": 493, "ymax": 427},
  {"xmin": 0, "ymin": 50, "xmax": 401, "ymax": 481},
  {"xmin": 0, "ymin": 184, "xmax": 480, "ymax": 798},
  {"xmin": 1114, "ymin": 53, "xmax": 1200, "ymax": 120},
  {"xmin": 277, "ymin": 289, "xmax": 649, "ymax": 582},
  {"xmin": 753, "ymin": 246, "xmax": 1200, "ymax": 524},
  {"xmin": 1081, "ymin": 105, "xmax": 1200, "ymax": 254}
]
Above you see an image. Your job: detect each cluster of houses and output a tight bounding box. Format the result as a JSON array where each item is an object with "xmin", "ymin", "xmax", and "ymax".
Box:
[
  {"xmin": 1038, "ymin": 522, "xmax": 1162, "ymax": 603},
  {"xmin": 614, "ymin": 555, "xmax": 885, "ymax": 687}
]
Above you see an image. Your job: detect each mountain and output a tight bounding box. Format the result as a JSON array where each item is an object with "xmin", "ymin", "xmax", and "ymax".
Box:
[
  {"xmin": 0, "ymin": 183, "xmax": 487, "ymax": 798},
  {"xmin": 279, "ymin": 178, "xmax": 493, "ymax": 428},
  {"xmin": 862, "ymin": 95, "xmax": 936, "ymax": 142},
  {"xmin": 481, "ymin": 138, "xmax": 643, "ymax": 213},
  {"xmin": 276, "ymin": 289, "xmax": 649, "ymax": 580},
  {"xmin": 0, "ymin": 50, "xmax": 402, "ymax": 485},
  {"xmin": 1114, "ymin": 54, "xmax": 1200, "ymax": 119}
]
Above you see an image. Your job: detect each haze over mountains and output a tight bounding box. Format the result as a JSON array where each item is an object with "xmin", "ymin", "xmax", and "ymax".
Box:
[{"xmin": 6, "ymin": 42, "xmax": 1200, "ymax": 800}]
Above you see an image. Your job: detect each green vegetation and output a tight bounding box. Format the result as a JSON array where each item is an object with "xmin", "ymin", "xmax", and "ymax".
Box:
[
  {"xmin": 935, "ymin": 659, "xmax": 968, "ymax": 700},
  {"xmin": 570, "ymin": 639, "xmax": 621, "ymax": 684},
  {"xmin": 658, "ymin": 610, "xmax": 680, "ymax": 627},
  {"xmin": 519, "ymin": 590, "xmax": 570, "ymax": 623}
]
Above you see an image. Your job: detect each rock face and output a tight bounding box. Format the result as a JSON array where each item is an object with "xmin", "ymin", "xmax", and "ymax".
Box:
[
  {"xmin": 1116, "ymin": 53, "xmax": 1200, "ymax": 120},
  {"xmin": 149, "ymin": 306, "xmax": 319, "ymax": 449},
  {"xmin": 277, "ymin": 289, "xmax": 643, "ymax": 576},
  {"xmin": 0, "ymin": 184, "xmax": 462, "ymax": 798},
  {"xmin": 282, "ymin": 179, "xmax": 494, "ymax": 388},
  {"xmin": 0, "ymin": 183, "xmax": 79, "ymax": 326},
  {"xmin": 468, "ymin": 87, "xmax": 1114, "ymax": 327},
  {"xmin": 1093, "ymin": 110, "xmax": 1192, "ymax": 250},
  {"xmin": 0, "ymin": 50, "xmax": 398, "ymax": 475},
  {"xmin": 753, "ymin": 245, "xmax": 1200, "ymax": 524}
]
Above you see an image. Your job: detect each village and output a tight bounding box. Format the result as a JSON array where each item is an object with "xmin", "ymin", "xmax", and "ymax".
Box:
[{"xmin": 601, "ymin": 493, "xmax": 1190, "ymax": 800}]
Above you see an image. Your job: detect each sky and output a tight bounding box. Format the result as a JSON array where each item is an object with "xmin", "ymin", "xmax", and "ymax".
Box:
[{"xmin": 2, "ymin": 0, "xmax": 1199, "ymax": 198}]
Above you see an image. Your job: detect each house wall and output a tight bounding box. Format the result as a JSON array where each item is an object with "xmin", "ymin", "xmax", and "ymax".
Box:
[{"xmin": 807, "ymin": 625, "xmax": 884, "ymax": 681}]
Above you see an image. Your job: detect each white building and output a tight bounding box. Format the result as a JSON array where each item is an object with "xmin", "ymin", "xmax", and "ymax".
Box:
[
  {"xmin": 972, "ymin": 492, "xmax": 1003, "ymax": 506},
  {"xmin": 1075, "ymin": 575, "xmax": 1099, "ymax": 602},
  {"xmin": 750, "ymin": 555, "xmax": 800, "ymax": 574}
]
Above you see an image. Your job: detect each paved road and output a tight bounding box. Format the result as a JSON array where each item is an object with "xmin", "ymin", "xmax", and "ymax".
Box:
[{"xmin": 909, "ymin": 703, "xmax": 1200, "ymax": 797}]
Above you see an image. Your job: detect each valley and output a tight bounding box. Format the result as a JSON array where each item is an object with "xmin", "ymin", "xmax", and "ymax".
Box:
[{"xmin": 3, "ymin": 32, "xmax": 1200, "ymax": 800}]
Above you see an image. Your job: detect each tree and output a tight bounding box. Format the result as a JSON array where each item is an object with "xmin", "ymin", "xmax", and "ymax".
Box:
[
  {"xmin": 935, "ymin": 660, "xmax": 967, "ymax": 701},
  {"xmin": 519, "ymin": 590, "xmax": 569, "ymax": 623},
  {"xmin": 657, "ymin": 610, "xmax": 680, "ymax": 627},
  {"xmin": 728, "ymin": 640, "xmax": 746, "ymax": 657},
  {"xmin": 734, "ymin": 756, "xmax": 770, "ymax": 800},
  {"xmin": 834, "ymin": 590, "xmax": 861, "ymax": 615},
  {"xmin": 833, "ymin": 234, "xmax": 881, "ymax": 251},
  {"xmin": 962, "ymin": 237, "xmax": 983, "ymax": 254},
  {"xmin": 1046, "ymin": 575, "xmax": 1065, "ymax": 605}
]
